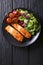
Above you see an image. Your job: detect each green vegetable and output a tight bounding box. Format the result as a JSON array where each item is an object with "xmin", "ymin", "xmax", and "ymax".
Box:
[
  {"xmin": 24, "ymin": 13, "xmax": 39, "ymax": 35},
  {"xmin": 24, "ymin": 10, "xmax": 28, "ymax": 14},
  {"xmin": 31, "ymin": 32, "xmax": 35, "ymax": 35},
  {"xmin": 30, "ymin": 13, "xmax": 34, "ymax": 16},
  {"xmin": 28, "ymin": 23, "xmax": 33, "ymax": 29},
  {"xmin": 17, "ymin": 9, "xmax": 39, "ymax": 36},
  {"xmin": 29, "ymin": 20, "xmax": 33, "ymax": 24},
  {"xmin": 24, "ymin": 26, "xmax": 28, "ymax": 30},
  {"xmin": 18, "ymin": 16, "xmax": 25, "ymax": 21}
]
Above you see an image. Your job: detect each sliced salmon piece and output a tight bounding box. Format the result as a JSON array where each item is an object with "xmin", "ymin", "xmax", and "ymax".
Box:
[
  {"xmin": 5, "ymin": 25, "xmax": 24, "ymax": 42},
  {"xmin": 12, "ymin": 23, "xmax": 31, "ymax": 38}
]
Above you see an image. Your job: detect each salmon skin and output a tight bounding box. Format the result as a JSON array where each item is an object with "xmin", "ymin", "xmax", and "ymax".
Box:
[
  {"xmin": 5, "ymin": 25, "xmax": 24, "ymax": 42},
  {"xmin": 12, "ymin": 23, "xmax": 31, "ymax": 38}
]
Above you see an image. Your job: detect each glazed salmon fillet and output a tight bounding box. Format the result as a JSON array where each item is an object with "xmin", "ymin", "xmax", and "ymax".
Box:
[
  {"xmin": 12, "ymin": 24, "xmax": 31, "ymax": 38},
  {"xmin": 5, "ymin": 25, "xmax": 24, "ymax": 42}
]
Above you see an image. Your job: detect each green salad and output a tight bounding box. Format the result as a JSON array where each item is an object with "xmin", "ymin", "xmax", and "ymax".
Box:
[{"xmin": 16, "ymin": 9, "xmax": 40, "ymax": 35}]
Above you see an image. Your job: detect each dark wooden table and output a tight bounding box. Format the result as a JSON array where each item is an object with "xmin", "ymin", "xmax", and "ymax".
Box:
[{"xmin": 0, "ymin": 0, "xmax": 43, "ymax": 65}]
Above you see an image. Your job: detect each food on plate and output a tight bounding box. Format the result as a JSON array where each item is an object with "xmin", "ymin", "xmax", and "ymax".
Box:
[
  {"xmin": 11, "ymin": 23, "xmax": 31, "ymax": 38},
  {"xmin": 13, "ymin": 10, "xmax": 21, "ymax": 17},
  {"xmin": 5, "ymin": 8, "xmax": 40, "ymax": 42},
  {"xmin": 16, "ymin": 9, "xmax": 39, "ymax": 35},
  {"xmin": 9, "ymin": 12, "xmax": 14, "ymax": 18},
  {"xmin": 13, "ymin": 10, "xmax": 17, "ymax": 15},
  {"xmin": 5, "ymin": 25, "xmax": 24, "ymax": 42},
  {"xmin": 6, "ymin": 18, "xmax": 12, "ymax": 24},
  {"xmin": 24, "ymin": 13, "xmax": 39, "ymax": 35},
  {"xmin": 12, "ymin": 17, "xmax": 18, "ymax": 23}
]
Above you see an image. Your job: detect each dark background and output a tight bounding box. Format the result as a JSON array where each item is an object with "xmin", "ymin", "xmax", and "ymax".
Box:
[{"xmin": 0, "ymin": 0, "xmax": 43, "ymax": 65}]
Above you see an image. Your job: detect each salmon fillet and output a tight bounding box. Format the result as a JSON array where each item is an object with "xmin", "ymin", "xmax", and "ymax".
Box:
[
  {"xmin": 12, "ymin": 23, "xmax": 31, "ymax": 38},
  {"xmin": 5, "ymin": 25, "xmax": 24, "ymax": 42}
]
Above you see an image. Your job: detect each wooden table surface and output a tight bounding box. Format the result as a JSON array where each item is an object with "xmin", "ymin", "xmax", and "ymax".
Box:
[{"xmin": 0, "ymin": 0, "xmax": 43, "ymax": 65}]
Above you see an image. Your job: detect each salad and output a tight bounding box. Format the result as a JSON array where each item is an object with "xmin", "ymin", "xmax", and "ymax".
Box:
[{"xmin": 6, "ymin": 9, "xmax": 40, "ymax": 36}]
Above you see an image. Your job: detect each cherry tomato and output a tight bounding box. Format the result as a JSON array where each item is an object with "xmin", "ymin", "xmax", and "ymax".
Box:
[
  {"xmin": 9, "ymin": 12, "xmax": 14, "ymax": 18},
  {"xmin": 13, "ymin": 17, "xmax": 18, "ymax": 23},
  {"xmin": 13, "ymin": 14, "xmax": 18, "ymax": 18},
  {"xmin": 6, "ymin": 18, "xmax": 12, "ymax": 24}
]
